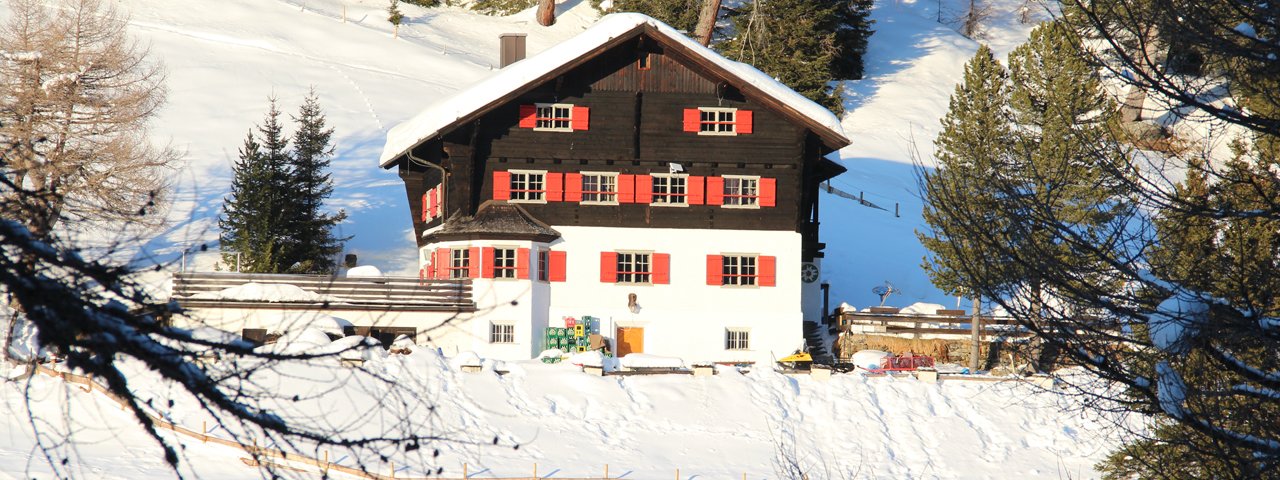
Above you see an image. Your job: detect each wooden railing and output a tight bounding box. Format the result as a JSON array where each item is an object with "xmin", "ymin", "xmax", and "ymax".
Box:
[
  {"xmin": 837, "ymin": 310, "xmax": 1034, "ymax": 339},
  {"xmin": 172, "ymin": 272, "xmax": 475, "ymax": 312}
]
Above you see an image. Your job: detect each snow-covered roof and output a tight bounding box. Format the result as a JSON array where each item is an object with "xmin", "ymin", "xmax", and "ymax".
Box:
[{"xmin": 380, "ymin": 13, "xmax": 849, "ymax": 168}]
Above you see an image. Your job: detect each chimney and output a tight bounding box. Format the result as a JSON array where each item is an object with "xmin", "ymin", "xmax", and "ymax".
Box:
[{"xmin": 500, "ymin": 33, "xmax": 527, "ymax": 68}]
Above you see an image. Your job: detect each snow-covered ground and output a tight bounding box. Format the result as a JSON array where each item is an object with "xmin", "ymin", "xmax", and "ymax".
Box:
[{"xmin": 1, "ymin": 341, "xmax": 1125, "ymax": 479}]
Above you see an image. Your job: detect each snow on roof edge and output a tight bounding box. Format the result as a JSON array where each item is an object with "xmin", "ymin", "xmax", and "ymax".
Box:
[{"xmin": 380, "ymin": 13, "xmax": 848, "ymax": 168}]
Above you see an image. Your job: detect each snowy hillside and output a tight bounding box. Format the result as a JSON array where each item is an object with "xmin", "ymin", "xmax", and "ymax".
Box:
[{"xmin": 1, "ymin": 348, "xmax": 1125, "ymax": 479}]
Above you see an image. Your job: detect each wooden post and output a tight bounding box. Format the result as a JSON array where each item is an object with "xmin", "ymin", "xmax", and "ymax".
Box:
[
  {"xmin": 970, "ymin": 296, "xmax": 981, "ymax": 372},
  {"xmin": 323, "ymin": 450, "xmax": 329, "ymax": 475},
  {"xmin": 604, "ymin": 464, "xmax": 609, "ymax": 479},
  {"xmin": 202, "ymin": 421, "xmax": 207, "ymax": 443},
  {"xmin": 533, "ymin": 462, "xmax": 537, "ymax": 479},
  {"xmin": 676, "ymin": 468, "xmax": 680, "ymax": 479},
  {"xmin": 342, "ymin": 5, "xmax": 347, "ymax": 23},
  {"xmin": 393, "ymin": 24, "xmax": 399, "ymax": 39},
  {"xmin": 390, "ymin": 461, "xmax": 395, "ymax": 479}
]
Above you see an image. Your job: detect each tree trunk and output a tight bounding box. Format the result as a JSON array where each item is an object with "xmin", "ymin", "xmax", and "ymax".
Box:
[
  {"xmin": 536, "ymin": 0, "xmax": 556, "ymax": 26},
  {"xmin": 694, "ymin": 0, "xmax": 722, "ymax": 46}
]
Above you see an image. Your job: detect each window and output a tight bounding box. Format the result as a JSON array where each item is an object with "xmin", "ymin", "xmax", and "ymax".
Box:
[
  {"xmin": 489, "ymin": 322, "xmax": 515, "ymax": 344},
  {"xmin": 449, "ymin": 248, "xmax": 471, "ymax": 279},
  {"xmin": 538, "ymin": 249, "xmax": 549, "ymax": 281},
  {"xmin": 637, "ymin": 53, "xmax": 652, "ymax": 70},
  {"xmin": 509, "ymin": 170, "xmax": 546, "ymax": 203},
  {"xmin": 493, "ymin": 248, "xmax": 517, "ymax": 279},
  {"xmin": 651, "ymin": 174, "xmax": 688, "ymax": 206},
  {"xmin": 722, "ymin": 175, "xmax": 760, "ymax": 208},
  {"xmin": 581, "ymin": 172, "xmax": 618, "ymax": 204},
  {"xmin": 722, "ymin": 255, "xmax": 758, "ymax": 286},
  {"xmin": 616, "ymin": 252, "xmax": 652, "ymax": 284},
  {"xmin": 534, "ymin": 103, "xmax": 573, "ymax": 131},
  {"xmin": 699, "ymin": 107, "xmax": 737, "ymax": 135},
  {"xmin": 726, "ymin": 329, "xmax": 750, "ymax": 350}
]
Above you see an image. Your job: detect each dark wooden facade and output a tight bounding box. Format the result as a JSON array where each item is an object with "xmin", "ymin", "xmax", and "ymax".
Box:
[{"xmin": 392, "ymin": 29, "xmax": 846, "ymax": 261}]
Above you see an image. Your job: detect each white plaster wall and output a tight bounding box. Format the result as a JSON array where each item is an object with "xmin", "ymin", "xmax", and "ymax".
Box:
[{"xmin": 546, "ymin": 226, "xmax": 805, "ymax": 365}]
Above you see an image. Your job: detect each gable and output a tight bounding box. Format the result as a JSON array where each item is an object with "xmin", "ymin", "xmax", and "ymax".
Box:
[{"xmin": 380, "ymin": 13, "xmax": 849, "ymax": 168}]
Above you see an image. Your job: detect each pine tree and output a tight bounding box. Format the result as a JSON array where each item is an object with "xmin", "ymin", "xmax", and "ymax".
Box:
[
  {"xmin": 219, "ymin": 129, "xmax": 283, "ymax": 273},
  {"xmin": 285, "ymin": 88, "xmax": 347, "ymax": 274},
  {"xmin": 609, "ymin": 0, "xmax": 700, "ymax": 32},
  {"xmin": 388, "ymin": 0, "xmax": 404, "ymax": 26},
  {"xmin": 218, "ymin": 98, "xmax": 292, "ymax": 273},
  {"xmin": 716, "ymin": 0, "xmax": 843, "ymax": 112},
  {"xmin": 833, "ymin": 0, "xmax": 875, "ymax": 80},
  {"xmin": 918, "ymin": 45, "xmax": 1015, "ymax": 299},
  {"xmin": 1003, "ymin": 21, "xmax": 1128, "ymax": 314}
]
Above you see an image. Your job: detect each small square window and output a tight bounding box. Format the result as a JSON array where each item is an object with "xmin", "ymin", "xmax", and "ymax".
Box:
[
  {"xmin": 723, "ymin": 175, "xmax": 760, "ymax": 208},
  {"xmin": 698, "ymin": 107, "xmax": 737, "ymax": 135},
  {"xmin": 493, "ymin": 248, "xmax": 517, "ymax": 279},
  {"xmin": 581, "ymin": 172, "xmax": 619, "ymax": 205},
  {"xmin": 651, "ymin": 174, "xmax": 688, "ymax": 206},
  {"xmin": 616, "ymin": 252, "xmax": 652, "ymax": 284},
  {"xmin": 637, "ymin": 53, "xmax": 652, "ymax": 70},
  {"xmin": 726, "ymin": 329, "xmax": 750, "ymax": 350},
  {"xmin": 534, "ymin": 103, "xmax": 573, "ymax": 132},
  {"xmin": 509, "ymin": 170, "xmax": 546, "ymax": 203},
  {"xmin": 450, "ymin": 248, "xmax": 471, "ymax": 279},
  {"xmin": 722, "ymin": 255, "xmax": 758, "ymax": 286},
  {"xmin": 490, "ymin": 322, "xmax": 515, "ymax": 344}
]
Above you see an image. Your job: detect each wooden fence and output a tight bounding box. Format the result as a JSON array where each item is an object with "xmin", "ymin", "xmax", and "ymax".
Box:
[
  {"xmin": 172, "ymin": 272, "xmax": 475, "ymax": 312},
  {"xmin": 837, "ymin": 309, "xmax": 1033, "ymax": 340}
]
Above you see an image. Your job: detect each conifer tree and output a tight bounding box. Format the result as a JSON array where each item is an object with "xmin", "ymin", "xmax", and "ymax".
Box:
[
  {"xmin": 285, "ymin": 89, "xmax": 347, "ymax": 273},
  {"xmin": 716, "ymin": 0, "xmax": 843, "ymax": 112},
  {"xmin": 833, "ymin": 0, "xmax": 875, "ymax": 80},
  {"xmin": 918, "ymin": 45, "xmax": 1014, "ymax": 300},
  {"xmin": 609, "ymin": 0, "xmax": 700, "ymax": 32},
  {"xmin": 218, "ymin": 98, "xmax": 292, "ymax": 273}
]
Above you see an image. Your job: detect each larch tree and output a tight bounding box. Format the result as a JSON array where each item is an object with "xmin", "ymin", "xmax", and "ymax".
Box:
[
  {"xmin": 0, "ymin": 0, "xmax": 177, "ymax": 240},
  {"xmin": 285, "ymin": 89, "xmax": 347, "ymax": 273}
]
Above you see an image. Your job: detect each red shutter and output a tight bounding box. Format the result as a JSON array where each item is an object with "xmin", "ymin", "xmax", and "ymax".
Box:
[
  {"xmin": 517, "ymin": 248, "xmax": 530, "ymax": 279},
  {"xmin": 687, "ymin": 176, "xmax": 705, "ymax": 205},
  {"xmin": 493, "ymin": 171, "xmax": 511, "ymax": 200},
  {"xmin": 480, "ymin": 247, "xmax": 495, "ymax": 278},
  {"xmin": 635, "ymin": 175, "xmax": 653, "ymax": 204},
  {"xmin": 518, "ymin": 104, "xmax": 537, "ymax": 128},
  {"xmin": 759, "ymin": 177, "xmax": 776, "ymax": 207},
  {"xmin": 706, "ymin": 255, "xmax": 723, "ymax": 285},
  {"xmin": 706, "ymin": 176, "xmax": 724, "ymax": 205},
  {"xmin": 549, "ymin": 251, "xmax": 567, "ymax": 282},
  {"xmin": 565, "ymin": 173, "xmax": 583, "ymax": 202},
  {"xmin": 758, "ymin": 255, "xmax": 776, "ymax": 287},
  {"xmin": 428, "ymin": 188, "xmax": 439, "ymax": 218},
  {"xmin": 571, "ymin": 106, "xmax": 590, "ymax": 131},
  {"xmin": 617, "ymin": 174, "xmax": 635, "ymax": 203},
  {"xmin": 682, "ymin": 108, "xmax": 701, "ymax": 132},
  {"xmin": 546, "ymin": 172, "xmax": 564, "ymax": 202},
  {"xmin": 434, "ymin": 248, "xmax": 450, "ymax": 279},
  {"xmin": 653, "ymin": 253, "xmax": 670, "ymax": 285},
  {"xmin": 600, "ymin": 252, "xmax": 618, "ymax": 283},
  {"xmin": 468, "ymin": 247, "xmax": 482, "ymax": 278},
  {"xmin": 420, "ymin": 192, "xmax": 429, "ymax": 222},
  {"xmin": 736, "ymin": 110, "xmax": 753, "ymax": 134}
]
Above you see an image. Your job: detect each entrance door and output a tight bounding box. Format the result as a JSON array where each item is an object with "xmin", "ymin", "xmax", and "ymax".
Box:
[{"xmin": 616, "ymin": 327, "xmax": 644, "ymax": 357}]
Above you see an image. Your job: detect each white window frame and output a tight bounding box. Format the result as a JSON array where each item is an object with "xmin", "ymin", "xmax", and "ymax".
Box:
[
  {"xmin": 492, "ymin": 246, "xmax": 517, "ymax": 279},
  {"xmin": 697, "ymin": 107, "xmax": 738, "ymax": 136},
  {"xmin": 726, "ymin": 328, "xmax": 750, "ymax": 350},
  {"xmin": 721, "ymin": 254, "xmax": 758, "ymax": 287},
  {"xmin": 615, "ymin": 251, "xmax": 653, "ymax": 285},
  {"xmin": 722, "ymin": 175, "xmax": 761, "ymax": 209},
  {"xmin": 651, "ymin": 173, "xmax": 689, "ymax": 207},
  {"xmin": 489, "ymin": 322, "xmax": 516, "ymax": 344},
  {"xmin": 449, "ymin": 248, "xmax": 471, "ymax": 280},
  {"xmin": 580, "ymin": 171, "xmax": 619, "ymax": 205},
  {"xmin": 509, "ymin": 169, "xmax": 547, "ymax": 204},
  {"xmin": 534, "ymin": 103, "xmax": 574, "ymax": 132}
]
